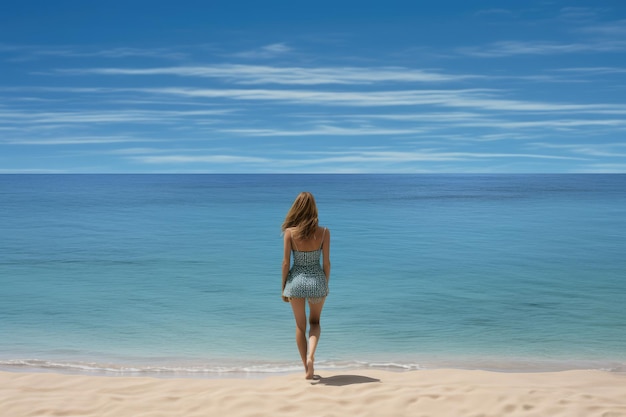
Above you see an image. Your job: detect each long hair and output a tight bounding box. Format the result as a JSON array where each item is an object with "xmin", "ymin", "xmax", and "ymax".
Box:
[{"xmin": 281, "ymin": 192, "xmax": 319, "ymax": 240}]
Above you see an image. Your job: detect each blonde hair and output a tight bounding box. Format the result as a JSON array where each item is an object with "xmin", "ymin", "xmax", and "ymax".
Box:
[{"xmin": 282, "ymin": 192, "xmax": 319, "ymax": 240}]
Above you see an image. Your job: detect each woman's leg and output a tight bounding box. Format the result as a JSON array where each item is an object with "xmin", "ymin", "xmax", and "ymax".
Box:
[
  {"xmin": 306, "ymin": 298, "xmax": 326, "ymax": 379},
  {"xmin": 289, "ymin": 298, "xmax": 308, "ymax": 373}
]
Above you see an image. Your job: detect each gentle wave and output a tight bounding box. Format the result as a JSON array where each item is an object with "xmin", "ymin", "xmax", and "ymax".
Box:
[
  {"xmin": 0, "ymin": 359, "xmax": 423, "ymax": 377},
  {"xmin": 1, "ymin": 358, "xmax": 624, "ymax": 377}
]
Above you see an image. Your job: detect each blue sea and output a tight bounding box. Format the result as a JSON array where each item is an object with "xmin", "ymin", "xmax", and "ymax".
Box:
[{"xmin": 1, "ymin": 174, "xmax": 625, "ymax": 377}]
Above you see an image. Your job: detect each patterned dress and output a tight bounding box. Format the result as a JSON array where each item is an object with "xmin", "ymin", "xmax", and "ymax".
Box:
[{"xmin": 283, "ymin": 228, "xmax": 329, "ymax": 303}]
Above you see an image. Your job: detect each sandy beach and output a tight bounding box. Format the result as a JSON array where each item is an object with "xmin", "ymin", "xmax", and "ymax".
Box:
[{"xmin": 1, "ymin": 369, "xmax": 625, "ymax": 417}]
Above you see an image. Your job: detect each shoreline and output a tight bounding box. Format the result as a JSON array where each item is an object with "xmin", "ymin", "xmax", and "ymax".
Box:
[
  {"xmin": 2, "ymin": 356, "xmax": 625, "ymax": 379},
  {"xmin": 2, "ymin": 368, "xmax": 625, "ymax": 416}
]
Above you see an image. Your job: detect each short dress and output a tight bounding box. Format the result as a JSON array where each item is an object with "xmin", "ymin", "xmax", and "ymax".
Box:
[{"xmin": 283, "ymin": 228, "xmax": 329, "ymax": 304}]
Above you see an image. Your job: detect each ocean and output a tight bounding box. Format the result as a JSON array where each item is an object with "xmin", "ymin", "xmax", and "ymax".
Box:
[{"xmin": 1, "ymin": 174, "xmax": 625, "ymax": 377}]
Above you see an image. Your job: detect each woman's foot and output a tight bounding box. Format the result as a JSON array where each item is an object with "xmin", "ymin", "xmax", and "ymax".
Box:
[{"xmin": 305, "ymin": 356, "xmax": 314, "ymax": 380}]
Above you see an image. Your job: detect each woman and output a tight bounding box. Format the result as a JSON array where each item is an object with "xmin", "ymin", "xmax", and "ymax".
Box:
[{"xmin": 281, "ymin": 192, "xmax": 331, "ymax": 380}]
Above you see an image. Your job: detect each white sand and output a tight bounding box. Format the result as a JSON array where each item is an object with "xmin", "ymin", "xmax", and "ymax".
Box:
[{"xmin": 1, "ymin": 369, "xmax": 625, "ymax": 416}]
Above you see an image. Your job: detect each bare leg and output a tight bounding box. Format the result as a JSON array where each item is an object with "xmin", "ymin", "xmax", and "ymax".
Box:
[
  {"xmin": 306, "ymin": 298, "xmax": 326, "ymax": 379},
  {"xmin": 289, "ymin": 298, "xmax": 308, "ymax": 374}
]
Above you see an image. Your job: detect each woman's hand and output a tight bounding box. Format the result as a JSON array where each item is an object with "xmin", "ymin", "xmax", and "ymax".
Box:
[{"xmin": 282, "ymin": 295, "xmax": 290, "ymax": 303}]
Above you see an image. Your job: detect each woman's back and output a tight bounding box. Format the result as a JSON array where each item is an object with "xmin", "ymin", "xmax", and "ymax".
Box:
[{"xmin": 288, "ymin": 226, "xmax": 326, "ymax": 252}]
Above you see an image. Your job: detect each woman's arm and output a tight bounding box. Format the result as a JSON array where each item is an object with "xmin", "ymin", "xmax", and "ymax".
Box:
[
  {"xmin": 322, "ymin": 228, "xmax": 331, "ymax": 282},
  {"xmin": 281, "ymin": 229, "xmax": 292, "ymax": 301}
]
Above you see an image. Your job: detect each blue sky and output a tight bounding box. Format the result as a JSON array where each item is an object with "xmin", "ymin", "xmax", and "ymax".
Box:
[{"xmin": 1, "ymin": 0, "xmax": 626, "ymax": 173}]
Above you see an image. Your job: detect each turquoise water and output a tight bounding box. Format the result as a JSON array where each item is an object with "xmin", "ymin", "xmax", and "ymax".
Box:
[{"xmin": 1, "ymin": 174, "xmax": 625, "ymax": 376}]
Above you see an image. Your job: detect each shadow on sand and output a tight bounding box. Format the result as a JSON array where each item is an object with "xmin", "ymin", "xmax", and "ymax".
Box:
[{"xmin": 311, "ymin": 375, "xmax": 381, "ymax": 387}]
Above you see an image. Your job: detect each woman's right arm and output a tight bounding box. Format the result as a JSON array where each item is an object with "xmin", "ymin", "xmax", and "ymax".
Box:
[{"xmin": 322, "ymin": 228, "xmax": 331, "ymax": 282}]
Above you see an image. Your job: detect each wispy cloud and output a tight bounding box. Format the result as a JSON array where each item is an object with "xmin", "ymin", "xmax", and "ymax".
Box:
[
  {"xmin": 1, "ymin": 44, "xmax": 187, "ymax": 61},
  {"xmin": 123, "ymin": 148, "xmax": 586, "ymax": 174},
  {"xmin": 352, "ymin": 113, "xmax": 626, "ymax": 132},
  {"xmin": 0, "ymin": 168, "xmax": 68, "ymax": 173},
  {"xmin": 579, "ymin": 19, "xmax": 626, "ymax": 36},
  {"xmin": 41, "ymin": 47, "xmax": 186, "ymax": 60},
  {"xmin": 0, "ymin": 109, "xmax": 230, "ymax": 126},
  {"xmin": 222, "ymin": 125, "xmax": 427, "ymax": 136},
  {"xmin": 460, "ymin": 11, "xmax": 626, "ymax": 58},
  {"xmin": 474, "ymin": 8, "xmax": 515, "ymax": 17},
  {"xmin": 458, "ymin": 40, "xmax": 626, "ymax": 57},
  {"xmin": 4, "ymin": 135, "xmax": 153, "ymax": 145},
  {"xmin": 555, "ymin": 67, "xmax": 626, "ymax": 75},
  {"xmin": 131, "ymin": 154, "xmax": 272, "ymax": 164},
  {"xmin": 558, "ymin": 7, "xmax": 602, "ymax": 21},
  {"xmin": 5, "ymin": 85, "xmax": 626, "ymax": 116},
  {"xmin": 316, "ymin": 150, "xmax": 584, "ymax": 163},
  {"xmin": 138, "ymin": 86, "xmax": 626, "ymax": 113},
  {"xmin": 229, "ymin": 43, "xmax": 293, "ymax": 59},
  {"xmin": 531, "ymin": 142, "xmax": 626, "ymax": 157},
  {"xmin": 57, "ymin": 64, "xmax": 477, "ymax": 85}
]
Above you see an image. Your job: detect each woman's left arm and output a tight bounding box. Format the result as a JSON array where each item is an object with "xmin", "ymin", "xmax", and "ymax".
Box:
[{"xmin": 281, "ymin": 230, "xmax": 292, "ymax": 301}]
